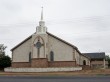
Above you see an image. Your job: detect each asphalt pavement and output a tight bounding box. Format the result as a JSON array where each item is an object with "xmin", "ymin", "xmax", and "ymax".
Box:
[{"xmin": 0, "ymin": 76, "xmax": 110, "ymax": 82}]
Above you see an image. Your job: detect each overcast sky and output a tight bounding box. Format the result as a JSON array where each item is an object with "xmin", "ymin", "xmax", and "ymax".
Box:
[{"xmin": 0, "ymin": 0, "xmax": 110, "ymax": 57}]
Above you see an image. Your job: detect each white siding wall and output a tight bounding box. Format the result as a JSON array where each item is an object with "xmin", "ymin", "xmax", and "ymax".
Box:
[
  {"xmin": 80, "ymin": 55, "xmax": 90, "ymax": 65},
  {"xmin": 75, "ymin": 50, "xmax": 90, "ymax": 65},
  {"xmin": 75, "ymin": 50, "xmax": 80, "ymax": 64},
  {"xmin": 12, "ymin": 33, "xmax": 90, "ymax": 64},
  {"xmin": 12, "ymin": 38, "xmax": 32, "ymax": 62},
  {"xmin": 48, "ymin": 35, "xmax": 74, "ymax": 61}
]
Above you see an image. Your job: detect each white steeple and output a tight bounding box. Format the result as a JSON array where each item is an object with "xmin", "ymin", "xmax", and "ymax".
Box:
[
  {"xmin": 41, "ymin": 7, "xmax": 43, "ymax": 21},
  {"xmin": 36, "ymin": 7, "xmax": 47, "ymax": 34}
]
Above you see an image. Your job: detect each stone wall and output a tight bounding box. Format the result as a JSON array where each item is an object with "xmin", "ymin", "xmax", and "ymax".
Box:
[
  {"xmin": 48, "ymin": 61, "xmax": 76, "ymax": 67},
  {"xmin": 12, "ymin": 62, "xmax": 31, "ymax": 68},
  {"xmin": 31, "ymin": 58, "xmax": 48, "ymax": 68}
]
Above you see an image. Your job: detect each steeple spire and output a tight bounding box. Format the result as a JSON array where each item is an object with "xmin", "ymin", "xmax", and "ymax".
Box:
[
  {"xmin": 41, "ymin": 7, "xmax": 43, "ymax": 20},
  {"xmin": 36, "ymin": 7, "xmax": 47, "ymax": 34}
]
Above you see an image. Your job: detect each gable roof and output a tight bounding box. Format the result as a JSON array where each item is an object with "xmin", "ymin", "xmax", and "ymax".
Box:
[
  {"xmin": 11, "ymin": 32, "xmax": 89, "ymax": 59},
  {"xmin": 11, "ymin": 35, "xmax": 32, "ymax": 51},
  {"xmin": 11, "ymin": 32, "xmax": 78, "ymax": 51},
  {"xmin": 82, "ymin": 52, "xmax": 105, "ymax": 59}
]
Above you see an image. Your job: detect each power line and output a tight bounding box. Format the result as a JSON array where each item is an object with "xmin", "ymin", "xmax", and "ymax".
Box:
[{"xmin": 0, "ymin": 15, "xmax": 110, "ymax": 26}]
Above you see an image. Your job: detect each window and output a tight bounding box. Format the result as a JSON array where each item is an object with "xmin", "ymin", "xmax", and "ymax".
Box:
[
  {"xmin": 50, "ymin": 51, "xmax": 54, "ymax": 61},
  {"xmin": 29, "ymin": 52, "xmax": 31, "ymax": 62},
  {"xmin": 83, "ymin": 60, "xmax": 86, "ymax": 65}
]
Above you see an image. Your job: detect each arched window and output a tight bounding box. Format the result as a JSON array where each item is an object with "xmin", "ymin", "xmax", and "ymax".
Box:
[
  {"xmin": 83, "ymin": 60, "xmax": 86, "ymax": 65},
  {"xmin": 50, "ymin": 51, "xmax": 54, "ymax": 61},
  {"xmin": 29, "ymin": 52, "xmax": 31, "ymax": 62}
]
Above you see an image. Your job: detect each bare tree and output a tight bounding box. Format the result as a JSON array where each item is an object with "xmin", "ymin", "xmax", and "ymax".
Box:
[{"xmin": 0, "ymin": 44, "xmax": 7, "ymax": 56}]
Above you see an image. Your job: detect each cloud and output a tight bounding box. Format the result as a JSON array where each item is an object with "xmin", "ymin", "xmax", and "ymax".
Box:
[{"xmin": 0, "ymin": 0, "xmax": 110, "ymax": 56}]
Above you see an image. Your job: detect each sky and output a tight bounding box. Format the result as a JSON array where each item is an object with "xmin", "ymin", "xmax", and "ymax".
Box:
[{"xmin": 0, "ymin": 0, "xmax": 110, "ymax": 57}]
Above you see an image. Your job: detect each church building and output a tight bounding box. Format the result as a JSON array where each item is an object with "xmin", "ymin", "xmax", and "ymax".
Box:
[{"xmin": 11, "ymin": 8, "xmax": 107, "ymax": 69}]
